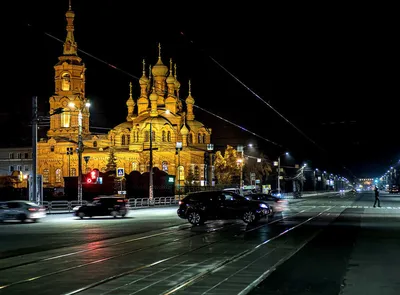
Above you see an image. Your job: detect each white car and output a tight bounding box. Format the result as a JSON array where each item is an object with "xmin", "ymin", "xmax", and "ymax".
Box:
[{"xmin": 0, "ymin": 200, "xmax": 46, "ymax": 222}]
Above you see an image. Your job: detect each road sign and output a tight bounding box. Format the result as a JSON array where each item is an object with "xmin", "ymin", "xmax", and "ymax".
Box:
[
  {"xmin": 117, "ymin": 168, "xmax": 124, "ymax": 177},
  {"xmin": 83, "ymin": 156, "xmax": 90, "ymax": 164},
  {"xmin": 250, "ymin": 173, "xmax": 256, "ymax": 181},
  {"xmin": 118, "ymin": 191, "xmax": 126, "ymax": 195}
]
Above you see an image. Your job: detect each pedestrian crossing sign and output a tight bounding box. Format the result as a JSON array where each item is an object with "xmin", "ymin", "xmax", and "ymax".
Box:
[{"xmin": 117, "ymin": 168, "xmax": 124, "ymax": 177}]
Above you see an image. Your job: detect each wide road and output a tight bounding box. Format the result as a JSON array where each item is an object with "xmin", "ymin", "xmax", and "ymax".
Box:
[{"xmin": 0, "ymin": 191, "xmax": 399, "ymax": 295}]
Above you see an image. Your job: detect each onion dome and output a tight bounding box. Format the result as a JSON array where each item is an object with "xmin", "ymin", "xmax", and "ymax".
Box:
[
  {"xmin": 139, "ymin": 59, "xmax": 149, "ymax": 85},
  {"xmin": 180, "ymin": 123, "xmax": 189, "ymax": 135},
  {"xmin": 151, "ymin": 43, "xmax": 168, "ymax": 77}
]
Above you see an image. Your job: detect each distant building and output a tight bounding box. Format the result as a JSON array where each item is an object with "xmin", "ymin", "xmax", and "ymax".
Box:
[
  {"xmin": 0, "ymin": 147, "xmax": 32, "ymax": 177},
  {"xmin": 37, "ymin": 3, "xmax": 212, "ymax": 188}
]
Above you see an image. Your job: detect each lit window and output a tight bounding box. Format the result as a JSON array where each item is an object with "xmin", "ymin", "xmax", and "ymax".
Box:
[
  {"xmin": 61, "ymin": 111, "xmax": 71, "ymax": 127},
  {"xmin": 55, "ymin": 168, "xmax": 62, "ymax": 182},
  {"xmin": 71, "ymin": 168, "xmax": 76, "ymax": 176},
  {"xmin": 178, "ymin": 166, "xmax": 185, "ymax": 181},
  {"xmin": 132, "ymin": 162, "xmax": 138, "ymax": 171},
  {"xmin": 61, "ymin": 73, "xmax": 71, "ymax": 91}
]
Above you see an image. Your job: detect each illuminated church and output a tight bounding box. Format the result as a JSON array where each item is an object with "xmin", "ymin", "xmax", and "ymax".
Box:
[{"xmin": 37, "ymin": 3, "xmax": 212, "ymax": 189}]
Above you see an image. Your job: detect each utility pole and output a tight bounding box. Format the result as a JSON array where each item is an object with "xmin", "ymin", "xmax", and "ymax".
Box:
[
  {"xmin": 32, "ymin": 96, "xmax": 38, "ymax": 204},
  {"xmin": 149, "ymin": 122, "xmax": 154, "ymax": 203}
]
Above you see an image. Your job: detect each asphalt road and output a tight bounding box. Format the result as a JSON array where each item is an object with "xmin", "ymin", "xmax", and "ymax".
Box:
[{"xmin": 0, "ymin": 191, "xmax": 399, "ymax": 295}]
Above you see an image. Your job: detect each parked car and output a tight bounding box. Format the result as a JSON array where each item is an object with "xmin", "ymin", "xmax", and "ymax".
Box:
[
  {"xmin": 73, "ymin": 196, "xmax": 129, "ymax": 219},
  {"xmin": 389, "ymin": 185, "xmax": 399, "ymax": 194},
  {"xmin": 0, "ymin": 200, "xmax": 46, "ymax": 222},
  {"xmin": 245, "ymin": 193, "xmax": 288, "ymax": 216},
  {"xmin": 177, "ymin": 190, "xmax": 270, "ymax": 225}
]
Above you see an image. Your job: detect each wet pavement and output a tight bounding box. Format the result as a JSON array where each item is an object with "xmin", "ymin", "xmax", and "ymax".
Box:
[{"xmin": 0, "ymin": 191, "xmax": 399, "ymax": 294}]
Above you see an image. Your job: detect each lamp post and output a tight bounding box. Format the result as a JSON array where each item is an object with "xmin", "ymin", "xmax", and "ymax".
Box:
[
  {"xmin": 176, "ymin": 141, "xmax": 183, "ymax": 200},
  {"xmin": 69, "ymin": 101, "xmax": 90, "ymax": 205},
  {"xmin": 66, "ymin": 147, "xmax": 73, "ymax": 176},
  {"xmin": 148, "ymin": 109, "xmax": 170, "ymax": 203},
  {"xmin": 277, "ymin": 152, "xmax": 289, "ymax": 195}
]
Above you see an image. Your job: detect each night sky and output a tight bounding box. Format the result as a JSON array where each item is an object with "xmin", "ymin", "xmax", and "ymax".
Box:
[{"xmin": 2, "ymin": 1, "xmax": 399, "ymax": 179}]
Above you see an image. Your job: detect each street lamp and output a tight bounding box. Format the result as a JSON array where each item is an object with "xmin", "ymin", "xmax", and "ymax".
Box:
[
  {"xmin": 176, "ymin": 141, "xmax": 183, "ymax": 199},
  {"xmin": 69, "ymin": 101, "xmax": 90, "ymax": 205},
  {"xmin": 277, "ymin": 152, "xmax": 289, "ymax": 195}
]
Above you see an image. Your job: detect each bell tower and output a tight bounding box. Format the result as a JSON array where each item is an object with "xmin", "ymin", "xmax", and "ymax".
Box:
[{"xmin": 47, "ymin": 1, "xmax": 90, "ymax": 138}]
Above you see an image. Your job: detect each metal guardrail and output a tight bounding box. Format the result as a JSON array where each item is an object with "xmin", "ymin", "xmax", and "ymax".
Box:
[{"xmin": 43, "ymin": 197, "xmax": 178, "ymax": 213}]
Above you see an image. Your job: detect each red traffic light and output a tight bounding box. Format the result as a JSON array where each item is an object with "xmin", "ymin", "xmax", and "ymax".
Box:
[
  {"xmin": 90, "ymin": 171, "xmax": 97, "ymax": 179},
  {"xmin": 86, "ymin": 178, "xmax": 92, "ymax": 184}
]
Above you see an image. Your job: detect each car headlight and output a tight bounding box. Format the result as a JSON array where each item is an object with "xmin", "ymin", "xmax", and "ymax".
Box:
[
  {"xmin": 72, "ymin": 206, "xmax": 80, "ymax": 211},
  {"xmin": 259, "ymin": 203, "xmax": 268, "ymax": 209}
]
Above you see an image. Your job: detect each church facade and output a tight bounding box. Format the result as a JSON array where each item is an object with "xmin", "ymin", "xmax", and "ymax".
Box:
[{"xmin": 37, "ymin": 3, "xmax": 212, "ymax": 190}]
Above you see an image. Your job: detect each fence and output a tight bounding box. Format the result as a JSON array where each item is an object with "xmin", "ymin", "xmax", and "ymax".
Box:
[{"xmin": 43, "ymin": 196, "xmax": 178, "ymax": 213}]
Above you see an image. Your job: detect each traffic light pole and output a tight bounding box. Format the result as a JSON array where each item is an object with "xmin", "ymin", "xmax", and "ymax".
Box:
[
  {"xmin": 32, "ymin": 96, "xmax": 38, "ymax": 204},
  {"xmin": 77, "ymin": 110, "xmax": 83, "ymax": 205}
]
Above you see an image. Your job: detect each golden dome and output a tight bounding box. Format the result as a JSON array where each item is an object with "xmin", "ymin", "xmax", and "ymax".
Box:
[
  {"xmin": 180, "ymin": 124, "xmax": 189, "ymax": 135},
  {"xmin": 152, "ymin": 58, "xmax": 168, "ymax": 77},
  {"xmin": 139, "ymin": 59, "xmax": 149, "ymax": 85},
  {"xmin": 149, "ymin": 86, "xmax": 158, "ymax": 101},
  {"xmin": 166, "ymin": 59, "xmax": 175, "ymax": 84}
]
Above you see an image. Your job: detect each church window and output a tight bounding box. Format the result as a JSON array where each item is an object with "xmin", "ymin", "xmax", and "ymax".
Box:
[
  {"xmin": 132, "ymin": 162, "xmax": 138, "ymax": 171},
  {"xmin": 162, "ymin": 161, "xmax": 168, "ymax": 172},
  {"xmin": 162, "ymin": 130, "xmax": 166, "ymax": 142},
  {"xmin": 194, "ymin": 166, "xmax": 200, "ymax": 182},
  {"xmin": 152, "ymin": 131, "xmax": 156, "ymax": 141},
  {"xmin": 198, "ymin": 133, "xmax": 202, "ymax": 143},
  {"xmin": 61, "ymin": 110, "xmax": 71, "ymax": 127},
  {"xmin": 55, "ymin": 168, "xmax": 62, "ymax": 183},
  {"xmin": 126, "ymin": 135, "xmax": 130, "ymax": 145},
  {"xmin": 203, "ymin": 134, "xmax": 206, "ymax": 144},
  {"xmin": 144, "ymin": 131, "xmax": 150, "ymax": 142},
  {"xmin": 61, "ymin": 73, "xmax": 71, "ymax": 91},
  {"xmin": 93, "ymin": 141, "xmax": 97, "ymax": 147},
  {"xmin": 71, "ymin": 168, "xmax": 76, "ymax": 176},
  {"xmin": 43, "ymin": 169, "xmax": 49, "ymax": 183},
  {"xmin": 122, "ymin": 135, "xmax": 126, "ymax": 146},
  {"xmin": 167, "ymin": 131, "xmax": 171, "ymax": 142},
  {"xmin": 188, "ymin": 133, "xmax": 193, "ymax": 144},
  {"xmin": 133, "ymin": 131, "xmax": 139, "ymax": 142},
  {"xmin": 50, "ymin": 146, "xmax": 55, "ymax": 152}
]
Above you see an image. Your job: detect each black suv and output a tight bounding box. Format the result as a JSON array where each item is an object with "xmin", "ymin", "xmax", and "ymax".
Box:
[
  {"xmin": 73, "ymin": 196, "xmax": 129, "ymax": 219},
  {"xmin": 177, "ymin": 190, "xmax": 270, "ymax": 225}
]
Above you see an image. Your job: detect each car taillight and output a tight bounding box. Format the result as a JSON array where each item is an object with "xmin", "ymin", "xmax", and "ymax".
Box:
[{"xmin": 28, "ymin": 207, "xmax": 38, "ymax": 212}]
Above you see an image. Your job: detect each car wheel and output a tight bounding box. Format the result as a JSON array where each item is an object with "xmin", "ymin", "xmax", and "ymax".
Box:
[
  {"xmin": 243, "ymin": 211, "xmax": 257, "ymax": 223},
  {"xmin": 187, "ymin": 211, "xmax": 203, "ymax": 225},
  {"xmin": 111, "ymin": 211, "xmax": 118, "ymax": 218},
  {"xmin": 19, "ymin": 214, "xmax": 27, "ymax": 222},
  {"xmin": 78, "ymin": 212, "xmax": 85, "ymax": 219}
]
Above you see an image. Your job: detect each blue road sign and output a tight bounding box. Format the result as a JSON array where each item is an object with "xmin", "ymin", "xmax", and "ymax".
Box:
[{"xmin": 117, "ymin": 168, "xmax": 124, "ymax": 177}]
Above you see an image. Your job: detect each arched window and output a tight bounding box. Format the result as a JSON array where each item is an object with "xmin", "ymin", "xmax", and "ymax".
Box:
[
  {"xmin": 122, "ymin": 135, "xmax": 126, "ymax": 145},
  {"xmin": 61, "ymin": 73, "xmax": 71, "ymax": 91},
  {"xmin": 144, "ymin": 131, "xmax": 150, "ymax": 142},
  {"xmin": 194, "ymin": 166, "xmax": 200, "ymax": 181},
  {"xmin": 162, "ymin": 130, "xmax": 166, "ymax": 142},
  {"xmin": 50, "ymin": 146, "xmax": 55, "ymax": 152},
  {"xmin": 188, "ymin": 133, "xmax": 193, "ymax": 144},
  {"xmin": 55, "ymin": 168, "xmax": 62, "ymax": 183},
  {"xmin": 60, "ymin": 110, "xmax": 71, "ymax": 127},
  {"xmin": 132, "ymin": 162, "xmax": 138, "ymax": 171},
  {"xmin": 198, "ymin": 133, "xmax": 202, "ymax": 143},
  {"xmin": 167, "ymin": 131, "xmax": 171, "ymax": 142},
  {"xmin": 71, "ymin": 168, "xmax": 76, "ymax": 176},
  {"xmin": 135, "ymin": 131, "xmax": 139, "ymax": 142},
  {"xmin": 43, "ymin": 169, "xmax": 49, "ymax": 183},
  {"xmin": 203, "ymin": 134, "xmax": 206, "ymax": 144},
  {"xmin": 126, "ymin": 135, "xmax": 130, "ymax": 145},
  {"xmin": 93, "ymin": 141, "xmax": 97, "ymax": 148},
  {"xmin": 162, "ymin": 161, "xmax": 168, "ymax": 172},
  {"xmin": 151, "ymin": 131, "xmax": 156, "ymax": 141}
]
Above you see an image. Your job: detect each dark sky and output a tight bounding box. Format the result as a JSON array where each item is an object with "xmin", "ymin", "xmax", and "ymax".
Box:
[{"xmin": 2, "ymin": 1, "xmax": 399, "ymax": 179}]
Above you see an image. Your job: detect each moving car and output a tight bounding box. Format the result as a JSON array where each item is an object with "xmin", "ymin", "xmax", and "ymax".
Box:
[
  {"xmin": 73, "ymin": 196, "xmax": 129, "ymax": 219},
  {"xmin": 245, "ymin": 193, "xmax": 288, "ymax": 216},
  {"xmin": 389, "ymin": 185, "xmax": 399, "ymax": 194},
  {"xmin": 177, "ymin": 190, "xmax": 270, "ymax": 225},
  {"xmin": 0, "ymin": 200, "xmax": 46, "ymax": 222}
]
